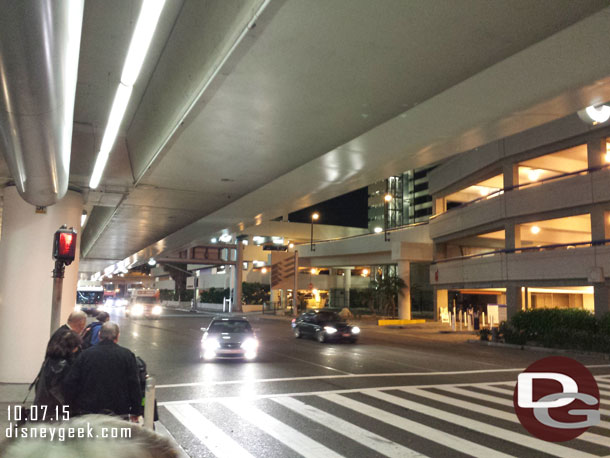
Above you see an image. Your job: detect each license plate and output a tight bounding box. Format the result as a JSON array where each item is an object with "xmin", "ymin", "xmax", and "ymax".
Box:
[{"xmin": 342, "ymin": 333, "xmax": 351, "ymax": 337}]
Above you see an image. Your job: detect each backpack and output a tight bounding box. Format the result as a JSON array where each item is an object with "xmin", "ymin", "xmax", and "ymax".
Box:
[
  {"xmin": 81, "ymin": 322, "xmax": 103, "ymax": 349},
  {"xmin": 135, "ymin": 356, "xmax": 147, "ymax": 392}
]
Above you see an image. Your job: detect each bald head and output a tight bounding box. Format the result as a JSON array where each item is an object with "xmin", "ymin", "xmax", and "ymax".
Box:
[{"xmin": 67, "ymin": 311, "xmax": 87, "ymax": 334}]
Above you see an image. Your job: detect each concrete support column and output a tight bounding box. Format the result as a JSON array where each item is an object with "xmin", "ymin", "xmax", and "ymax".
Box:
[
  {"xmin": 0, "ymin": 187, "xmax": 83, "ymax": 382},
  {"xmin": 232, "ymin": 242, "xmax": 243, "ymax": 312},
  {"xmin": 506, "ymin": 285, "xmax": 522, "ymax": 320},
  {"xmin": 593, "ymin": 284, "xmax": 610, "ymax": 317},
  {"xmin": 344, "ymin": 268, "xmax": 352, "ymax": 308},
  {"xmin": 433, "ymin": 196, "xmax": 446, "ymax": 215},
  {"xmin": 397, "ymin": 260, "xmax": 411, "ymax": 319},
  {"xmin": 587, "ymin": 137, "xmax": 606, "ymax": 168},
  {"xmin": 505, "ymin": 221, "xmax": 521, "ymax": 251},
  {"xmin": 435, "ymin": 289, "xmax": 448, "ymax": 321},
  {"xmin": 503, "ymin": 163, "xmax": 519, "ymax": 189},
  {"xmin": 590, "ymin": 208, "xmax": 608, "ymax": 244}
]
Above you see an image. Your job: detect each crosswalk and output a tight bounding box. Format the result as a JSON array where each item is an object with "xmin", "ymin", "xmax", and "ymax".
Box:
[{"xmin": 160, "ymin": 375, "xmax": 610, "ymax": 458}]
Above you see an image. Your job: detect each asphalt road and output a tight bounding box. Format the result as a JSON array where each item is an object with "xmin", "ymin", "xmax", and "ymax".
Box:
[{"xmin": 108, "ymin": 309, "xmax": 610, "ymax": 458}]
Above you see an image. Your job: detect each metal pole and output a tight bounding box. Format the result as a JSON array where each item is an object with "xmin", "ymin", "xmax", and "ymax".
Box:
[
  {"xmin": 310, "ymin": 221, "xmax": 315, "ymax": 251},
  {"xmin": 50, "ymin": 260, "xmax": 65, "ymax": 335},
  {"xmin": 293, "ymin": 251, "xmax": 298, "ymax": 316},
  {"xmin": 143, "ymin": 376, "xmax": 156, "ymax": 429}
]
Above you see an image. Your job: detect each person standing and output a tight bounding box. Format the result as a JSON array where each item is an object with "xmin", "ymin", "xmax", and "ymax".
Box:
[
  {"xmin": 50, "ymin": 311, "xmax": 87, "ymax": 341},
  {"xmin": 33, "ymin": 330, "xmax": 82, "ymax": 415},
  {"xmin": 63, "ymin": 322, "xmax": 142, "ymax": 420},
  {"xmin": 81, "ymin": 311, "xmax": 110, "ymax": 349}
]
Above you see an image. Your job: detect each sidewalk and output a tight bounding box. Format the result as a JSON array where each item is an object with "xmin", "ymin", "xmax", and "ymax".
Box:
[{"xmin": 253, "ymin": 313, "xmax": 478, "ymax": 344}]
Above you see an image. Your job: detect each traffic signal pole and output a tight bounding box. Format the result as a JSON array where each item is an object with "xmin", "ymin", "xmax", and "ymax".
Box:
[
  {"xmin": 50, "ymin": 260, "xmax": 66, "ymax": 335},
  {"xmin": 50, "ymin": 225, "xmax": 77, "ymax": 335}
]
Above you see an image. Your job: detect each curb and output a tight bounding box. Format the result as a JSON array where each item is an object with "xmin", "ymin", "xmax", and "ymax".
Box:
[{"xmin": 468, "ymin": 339, "xmax": 610, "ymax": 359}]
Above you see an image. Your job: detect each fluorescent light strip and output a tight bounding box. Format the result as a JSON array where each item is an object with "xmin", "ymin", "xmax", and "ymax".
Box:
[
  {"xmin": 121, "ymin": 0, "xmax": 166, "ymax": 86},
  {"xmin": 89, "ymin": 83, "xmax": 133, "ymax": 188},
  {"xmin": 89, "ymin": 0, "xmax": 166, "ymax": 189}
]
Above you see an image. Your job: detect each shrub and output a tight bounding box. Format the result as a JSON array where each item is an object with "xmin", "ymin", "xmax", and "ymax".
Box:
[
  {"xmin": 510, "ymin": 309, "xmax": 597, "ymax": 340},
  {"xmin": 599, "ymin": 313, "xmax": 610, "ymax": 336},
  {"xmin": 507, "ymin": 308, "xmax": 610, "ymax": 352},
  {"xmin": 479, "ymin": 328, "xmax": 491, "ymax": 341}
]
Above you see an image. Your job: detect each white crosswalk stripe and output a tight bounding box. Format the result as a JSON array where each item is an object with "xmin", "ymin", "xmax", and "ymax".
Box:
[
  {"xmin": 221, "ymin": 398, "xmax": 344, "ymax": 458},
  {"xmin": 162, "ymin": 376, "xmax": 610, "ymax": 458},
  {"xmin": 164, "ymin": 404, "xmax": 253, "ymax": 458},
  {"xmin": 271, "ymin": 396, "xmax": 426, "ymax": 458},
  {"xmin": 477, "ymin": 383, "xmax": 610, "ymax": 417}
]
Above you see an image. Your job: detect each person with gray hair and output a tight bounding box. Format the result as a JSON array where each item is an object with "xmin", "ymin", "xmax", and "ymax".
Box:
[
  {"xmin": 63, "ymin": 322, "xmax": 142, "ymax": 420},
  {"xmin": 0, "ymin": 414, "xmax": 180, "ymax": 458}
]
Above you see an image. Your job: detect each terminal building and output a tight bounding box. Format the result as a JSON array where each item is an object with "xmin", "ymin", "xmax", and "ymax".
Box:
[{"xmin": 1, "ymin": 1, "xmax": 610, "ymax": 382}]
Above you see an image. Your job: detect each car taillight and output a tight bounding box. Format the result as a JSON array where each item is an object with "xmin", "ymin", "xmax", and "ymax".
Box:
[{"xmin": 291, "ymin": 318, "xmax": 296, "ymax": 324}]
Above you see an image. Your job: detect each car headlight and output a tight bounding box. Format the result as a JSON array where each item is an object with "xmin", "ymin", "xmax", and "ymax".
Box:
[
  {"xmin": 241, "ymin": 337, "xmax": 259, "ymax": 352},
  {"xmin": 152, "ymin": 305, "xmax": 162, "ymax": 315},
  {"xmin": 324, "ymin": 326, "xmax": 337, "ymax": 334},
  {"xmin": 202, "ymin": 338, "xmax": 220, "ymax": 351},
  {"xmin": 351, "ymin": 326, "xmax": 360, "ymax": 335},
  {"xmin": 132, "ymin": 304, "xmax": 144, "ymax": 316}
]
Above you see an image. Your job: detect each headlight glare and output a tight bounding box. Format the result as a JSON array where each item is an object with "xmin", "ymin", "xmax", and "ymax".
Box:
[
  {"xmin": 351, "ymin": 326, "xmax": 360, "ymax": 334},
  {"xmin": 152, "ymin": 305, "xmax": 162, "ymax": 315},
  {"xmin": 324, "ymin": 326, "xmax": 337, "ymax": 334},
  {"xmin": 241, "ymin": 337, "xmax": 259, "ymax": 351},
  {"xmin": 203, "ymin": 338, "xmax": 220, "ymax": 351}
]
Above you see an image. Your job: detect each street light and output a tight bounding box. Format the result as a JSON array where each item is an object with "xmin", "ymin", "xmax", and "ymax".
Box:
[
  {"xmin": 384, "ymin": 194, "xmax": 392, "ymax": 241},
  {"xmin": 311, "ymin": 212, "xmax": 319, "ymax": 251}
]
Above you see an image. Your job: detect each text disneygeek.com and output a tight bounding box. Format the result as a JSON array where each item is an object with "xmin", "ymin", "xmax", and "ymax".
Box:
[{"xmin": 4, "ymin": 423, "xmax": 132, "ymax": 441}]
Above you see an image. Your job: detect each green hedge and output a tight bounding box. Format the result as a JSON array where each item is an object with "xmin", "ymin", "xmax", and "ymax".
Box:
[{"xmin": 501, "ymin": 309, "xmax": 610, "ymax": 352}]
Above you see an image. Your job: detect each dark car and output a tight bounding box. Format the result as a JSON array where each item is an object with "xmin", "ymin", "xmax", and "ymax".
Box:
[
  {"xmin": 291, "ymin": 309, "xmax": 360, "ymax": 343},
  {"xmin": 200, "ymin": 317, "xmax": 259, "ymax": 361}
]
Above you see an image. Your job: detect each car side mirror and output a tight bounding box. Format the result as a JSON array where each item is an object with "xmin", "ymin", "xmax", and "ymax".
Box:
[{"xmin": 200, "ymin": 327, "xmax": 207, "ymax": 332}]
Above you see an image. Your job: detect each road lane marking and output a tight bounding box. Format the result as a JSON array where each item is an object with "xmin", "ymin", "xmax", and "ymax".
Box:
[
  {"xmin": 268, "ymin": 351, "xmax": 353, "ymax": 375},
  {"xmin": 156, "ymin": 365, "xmax": 610, "ymax": 388},
  {"xmin": 319, "ymin": 393, "xmax": 513, "ymax": 458},
  {"xmin": 272, "ymin": 396, "xmax": 426, "ymax": 458},
  {"xmin": 220, "ymin": 398, "xmax": 344, "ymax": 458},
  {"xmin": 164, "ymin": 404, "xmax": 253, "ymax": 458},
  {"xmin": 364, "ymin": 389, "xmax": 598, "ymax": 458},
  {"xmin": 406, "ymin": 387, "xmax": 610, "ymax": 448}
]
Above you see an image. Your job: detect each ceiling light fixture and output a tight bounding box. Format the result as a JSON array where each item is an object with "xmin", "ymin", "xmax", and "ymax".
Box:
[
  {"xmin": 531, "ymin": 225, "xmax": 541, "ymax": 234},
  {"xmin": 585, "ymin": 105, "xmax": 610, "ymax": 124},
  {"xmin": 89, "ymin": 0, "xmax": 166, "ymax": 189},
  {"xmin": 528, "ymin": 169, "xmax": 541, "ymax": 182}
]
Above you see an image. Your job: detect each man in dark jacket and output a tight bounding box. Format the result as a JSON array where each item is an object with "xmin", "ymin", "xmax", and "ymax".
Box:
[
  {"xmin": 63, "ymin": 322, "xmax": 142, "ymax": 420},
  {"xmin": 49, "ymin": 311, "xmax": 87, "ymax": 341}
]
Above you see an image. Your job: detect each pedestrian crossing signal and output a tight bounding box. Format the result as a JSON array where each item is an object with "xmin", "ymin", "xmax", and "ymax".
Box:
[{"xmin": 53, "ymin": 226, "xmax": 77, "ymax": 265}]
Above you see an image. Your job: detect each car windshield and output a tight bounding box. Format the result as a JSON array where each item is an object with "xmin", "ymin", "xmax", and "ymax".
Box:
[
  {"xmin": 316, "ymin": 311, "xmax": 342, "ymax": 321},
  {"xmin": 208, "ymin": 320, "xmax": 252, "ymax": 334}
]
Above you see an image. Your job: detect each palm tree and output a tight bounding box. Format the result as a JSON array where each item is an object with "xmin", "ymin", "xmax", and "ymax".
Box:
[{"xmin": 371, "ymin": 274, "xmax": 408, "ymax": 318}]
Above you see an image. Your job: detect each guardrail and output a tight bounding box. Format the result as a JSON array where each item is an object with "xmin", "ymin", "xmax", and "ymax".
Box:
[
  {"xmin": 430, "ymin": 163, "xmax": 610, "ymax": 219},
  {"xmin": 432, "ymin": 238, "xmax": 610, "ymax": 265},
  {"xmin": 293, "ymin": 221, "xmax": 429, "ymax": 248}
]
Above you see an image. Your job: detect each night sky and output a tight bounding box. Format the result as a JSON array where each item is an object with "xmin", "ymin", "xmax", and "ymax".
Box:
[{"xmin": 288, "ymin": 187, "xmax": 368, "ymax": 228}]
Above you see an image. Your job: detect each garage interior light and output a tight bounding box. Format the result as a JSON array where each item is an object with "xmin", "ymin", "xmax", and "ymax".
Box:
[{"xmin": 89, "ymin": 0, "xmax": 166, "ymax": 189}]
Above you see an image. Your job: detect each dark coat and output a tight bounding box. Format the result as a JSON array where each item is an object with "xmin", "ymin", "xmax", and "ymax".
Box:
[
  {"xmin": 34, "ymin": 357, "xmax": 73, "ymax": 412},
  {"xmin": 63, "ymin": 340, "xmax": 142, "ymax": 416}
]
